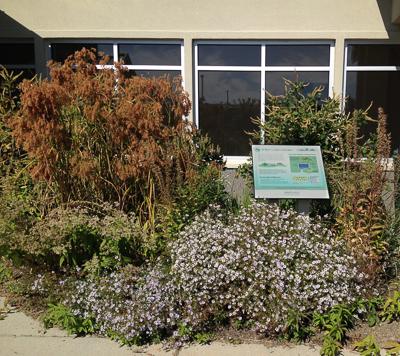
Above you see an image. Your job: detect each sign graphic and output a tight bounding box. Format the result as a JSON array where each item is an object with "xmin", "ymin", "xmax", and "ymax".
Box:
[{"xmin": 252, "ymin": 145, "xmax": 329, "ymax": 199}]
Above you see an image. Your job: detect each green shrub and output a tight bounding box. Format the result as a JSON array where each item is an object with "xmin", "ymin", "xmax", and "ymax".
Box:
[
  {"xmin": 251, "ymin": 81, "xmax": 352, "ymax": 163},
  {"xmin": 19, "ymin": 203, "xmax": 143, "ymax": 272},
  {"xmin": 43, "ymin": 303, "xmax": 96, "ymax": 335},
  {"xmin": 354, "ymin": 335, "xmax": 381, "ymax": 356}
]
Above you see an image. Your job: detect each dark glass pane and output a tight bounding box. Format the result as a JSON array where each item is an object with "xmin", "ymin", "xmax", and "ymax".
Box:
[
  {"xmin": 9, "ymin": 68, "xmax": 36, "ymax": 80},
  {"xmin": 265, "ymin": 71, "xmax": 329, "ymax": 98},
  {"xmin": 198, "ymin": 45, "xmax": 261, "ymax": 66},
  {"xmin": 0, "ymin": 43, "xmax": 34, "ymax": 65},
  {"xmin": 346, "ymin": 71, "xmax": 400, "ymax": 151},
  {"xmin": 266, "ymin": 45, "xmax": 330, "ymax": 66},
  {"xmin": 51, "ymin": 43, "xmax": 113, "ymax": 63},
  {"xmin": 198, "ymin": 71, "xmax": 261, "ymax": 156},
  {"xmin": 125, "ymin": 70, "xmax": 180, "ymax": 81},
  {"xmin": 118, "ymin": 44, "xmax": 181, "ymax": 65},
  {"xmin": 347, "ymin": 45, "xmax": 400, "ymax": 66}
]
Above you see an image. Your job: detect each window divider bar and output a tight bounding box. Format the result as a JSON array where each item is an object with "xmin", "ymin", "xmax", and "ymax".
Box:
[
  {"xmin": 260, "ymin": 44, "xmax": 266, "ymax": 144},
  {"xmin": 113, "ymin": 44, "xmax": 118, "ymax": 63},
  {"xmin": 196, "ymin": 66, "xmax": 331, "ymax": 72},
  {"xmin": 194, "ymin": 44, "xmax": 199, "ymax": 128}
]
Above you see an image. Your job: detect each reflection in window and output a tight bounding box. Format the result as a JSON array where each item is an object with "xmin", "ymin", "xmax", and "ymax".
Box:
[
  {"xmin": 346, "ymin": 71, "xmax": 400, "ymax": 151},
  {"xmin": 198, "ymin": 45, "xmax": 261, "ymax": 66},
  {"xmin": 347, "ymin": 45, "xmax": 400, "ymax": 66},
  {"xmin": 265, "ymin": 71, "xmax": 329, "ymax": 98},
  {"xmin": 198, "ymin": 71, "xmax": 261, "ymax": 156},
  {"xmin": 196, "ymin": 42, "xmax": 333, "ymax": 157},
  {"xmin": 51, "ymin": 43, "xmax": 113, "ymax": 63},
  {"xmin": 125, "ymin": 70, "xmax": 180, "ymax": 79},
  {"xmin": 266, "ymin": 45, "xmax": 330, "ymax": 66},
  {"xmin": 118, "ymin": 44, "xmax": 181, "ymax": 65}
]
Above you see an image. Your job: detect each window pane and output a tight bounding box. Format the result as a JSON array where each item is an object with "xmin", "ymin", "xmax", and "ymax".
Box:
[
  {"xmin": 265, "ymin": 71, "xmax": 329, "ymax": 98},
  {"xmin": 0, "ymin": 43, "xmax": 35, "ymax": 65},
  {"xmin": 198, "ymin": 71, "xmax": 261, "ymax": 156},
  {"xmin": 347, "ymin": 44, "xmax": 400, "ymax": 66},
  {"xmin": 118, "ymin": 44, "xmax": 181, "ymax": 65},
  {"xmin": 125, "ymin": 70, "xmax": 180, "ymax": 79},
  {"xmin": 198, "ymin": 45, "xmax": 261, "ymax": 66},
  {"xmin": 51, "ymin": 43, "xmax": 113, "ymax": 63},
  {"xmin": 266, "ymin": 45, "xmax": 330, "ymax": 66},
  {"xmin": 346, "ymin": 71, "xmax": 400, "ymax": 151}
]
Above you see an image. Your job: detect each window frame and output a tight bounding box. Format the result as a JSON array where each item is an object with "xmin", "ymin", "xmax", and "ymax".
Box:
[
  {"xmin": 343, "ymin": 40, "xmax": 400, "ymax": 111},
  {"xmin": 46, "ymin": 39, "xmax": 185, "ymax": 86},
  {"xmin": 194, "ymin": 40, "xmax": 335, "ymax": 168}
]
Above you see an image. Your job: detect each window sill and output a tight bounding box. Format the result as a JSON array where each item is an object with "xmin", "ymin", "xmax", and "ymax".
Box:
[{"xmin": 224, "ymin": 156, "xmax": 251, "ymax": 169}]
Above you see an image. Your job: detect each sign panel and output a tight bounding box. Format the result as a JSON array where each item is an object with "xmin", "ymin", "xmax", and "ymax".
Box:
[{"xmin": 252, "ymin": 145, "xmax": 329, "ymax": 199}]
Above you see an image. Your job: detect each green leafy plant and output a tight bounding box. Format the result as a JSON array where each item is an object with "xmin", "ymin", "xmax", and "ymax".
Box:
[
  {"xmin": 380, "ymin": 290, "xmax": 400, "ymax": 322},
  {"xmin": 27, "ymin": 203, "xmax": 143, "ymax": 272},
  {"xmin": 313, "ymin": 304, "xmax": 356, "ymax": 356},
  {"xmin": 320, "ymin": 335, "xmax": 342, "ymax": 356},
  {"xmin": 0, "ymin": 259, "xmax": 12, "ymax": 282},
  {"xmin": 251, "ymin": 81, "xmax": 351, "ymax": 163},
  {"xmin": 354, "ymin": 335, "xmax": 381, "ymax": 356},
  {"xmin": 285, "ymin": 310, "xmax": 313, "ymax": 342},
  {"xmin": 384, "ymin": 340, "xmax": 400, "ymax": 355},
  {"xmin": 354, "ymin": 297, "xmax": 384, "ymax": 327},
  {"xmin": 43, "ymin": 303, "xmax": 96, "ymax": 335}
]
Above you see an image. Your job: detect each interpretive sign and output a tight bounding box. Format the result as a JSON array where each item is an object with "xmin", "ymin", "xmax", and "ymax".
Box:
[{"xmin": 252, "ymin": 145, "xmax": 329, "ymax": 199}]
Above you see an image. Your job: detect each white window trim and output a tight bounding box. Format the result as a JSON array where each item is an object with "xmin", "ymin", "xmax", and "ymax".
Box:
[
  {"xmin": 46, "ymin": 39, "xmax": 185, "ymax": 88},
  {"xmin": 194, "ymin": 40, "xmax": 335, "ymax": 168},
  {"xmin": 343, "ymin": 41, "xmax": 400, "ymax": 112}
]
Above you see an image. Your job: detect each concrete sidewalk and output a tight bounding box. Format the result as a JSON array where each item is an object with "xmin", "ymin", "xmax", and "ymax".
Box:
[{"xmin": 0, "ymin": 302, "xmax": 360, "ymax": 356}]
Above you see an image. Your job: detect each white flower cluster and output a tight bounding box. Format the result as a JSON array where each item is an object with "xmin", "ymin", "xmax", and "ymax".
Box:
[
  {"xmin": 66, "ymin": 201, "xmax": 369, "ymax": 342},
  {"xmin": 171, "ymin": 202, "xmax": 367, "ymax": 333}
]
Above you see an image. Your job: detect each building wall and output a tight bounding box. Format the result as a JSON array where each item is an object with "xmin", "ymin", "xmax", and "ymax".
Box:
[
  {"xmin": 1, "ymin": 0, "xmax": 399, "ymax": 120},
  {"xmin": 1, "ymin": 0, "xmax": 399, "ymax": 205}
]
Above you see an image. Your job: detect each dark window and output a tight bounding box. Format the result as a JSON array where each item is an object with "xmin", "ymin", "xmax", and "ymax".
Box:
[
  {"xmin": 198, "ymin": 45, "xmax": 261, "ymax": 66},
  {"xmin": 346, "ymin": 71, "xmax": 400, "ymax": 151},
  {"xmin": 51, "ymin": 43, "xmax": 113, "ymax": 63},
  {"xmin": 198, "ymin": 71, "xmax": 261, "ymax": 156},
  {"xmin": 266, "ymin": 45, "xmax": 330, "ymax": 66},
  {"xmin": 347, "ymin": 45, "xmax": 400, "ymax": 66},
  {"xmin": 0, "ymin": 43, "xmax": 35, "ymax": 65},
  {"xmin": 265, "ymin": 71, "xmax": 329, "ymax": 98},
  {"xmin": 118, "ymin": 44, "xmax": 181, "ymax": 65}
]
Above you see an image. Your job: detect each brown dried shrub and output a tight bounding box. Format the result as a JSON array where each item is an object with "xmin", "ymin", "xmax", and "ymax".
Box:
[
  {"xmin": 7, "ymin": 48, "xmax": 208, "ymax": 216},
  {"xmin": 329, "ymin": 107, "xmax": 392, "ymax": 279}
]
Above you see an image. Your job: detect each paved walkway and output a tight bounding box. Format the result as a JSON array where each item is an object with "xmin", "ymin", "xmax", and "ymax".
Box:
[{"xmin": 0, "ymin": 298, "xmax": 359, "ymax": 356}]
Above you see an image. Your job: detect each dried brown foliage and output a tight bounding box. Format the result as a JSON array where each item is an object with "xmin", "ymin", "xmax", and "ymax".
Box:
[
  {"xmin": 329, "ymin": 107, "xmax": 392, "ymax": 278},
  {"xmin": 7, "ymin": 49, "xmax": 207, "ymax": 214}
]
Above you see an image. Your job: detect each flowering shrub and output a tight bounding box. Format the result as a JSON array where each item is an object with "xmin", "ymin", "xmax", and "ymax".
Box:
[
  {"xmin": 171, "ymin": 202, "xmax": 369, "ymax": 333},
  {"xmin": 62, "ymin": 201, "xmax": 369, "ymax": 344}
]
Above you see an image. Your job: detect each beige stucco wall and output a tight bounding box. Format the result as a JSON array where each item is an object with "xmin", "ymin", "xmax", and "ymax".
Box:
[{"xmin": 1, "ymin": 0, "xmax": 400, "ymax": 120}]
